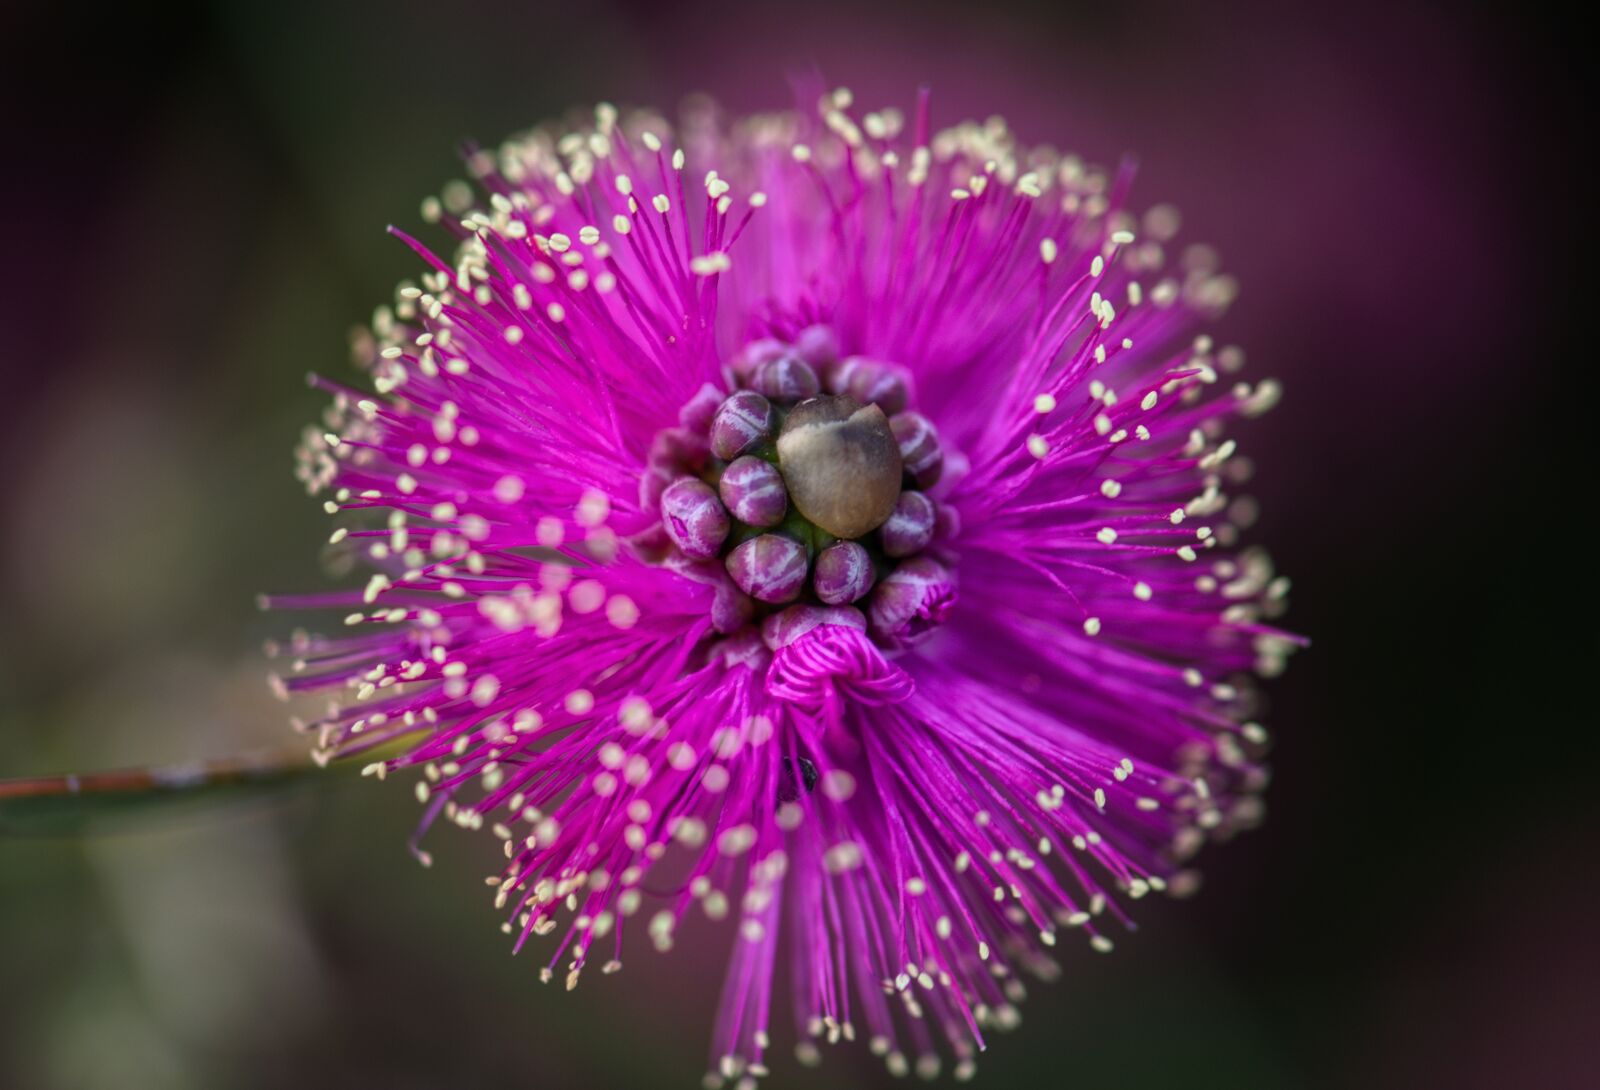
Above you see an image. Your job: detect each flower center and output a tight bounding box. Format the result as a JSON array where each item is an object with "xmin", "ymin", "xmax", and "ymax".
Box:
[{"xmin": 637, "ymin": 325, "xmax": 956, "ymax": 650}]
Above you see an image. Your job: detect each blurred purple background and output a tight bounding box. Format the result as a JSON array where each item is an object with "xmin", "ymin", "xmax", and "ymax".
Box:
[{"xmin": 0, "ymin": 2, "xmax": 1588, "ymax": 1088}]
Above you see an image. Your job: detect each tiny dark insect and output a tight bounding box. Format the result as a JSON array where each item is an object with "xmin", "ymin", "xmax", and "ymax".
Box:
[{"xmin": 776, "ymin": 756, "xmax": 820, "ymax": 804}]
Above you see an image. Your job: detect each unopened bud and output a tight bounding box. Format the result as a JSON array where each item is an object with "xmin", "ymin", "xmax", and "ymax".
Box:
[
  {"xmin": 711, "ymin": 628, "xmax": 770, "ymax": 672},
  {"xmin": 890, "ymin": 411, "xmax": 943, "ymax": 488},
  {"xmin": 709, "ymin": 391, "xmax": 775, "ymax": 460},
  {"xmin": 793, "ymin": 324, "xmax": 840, "ymax": 367},
  {"xmin": 719, "ymin": 456, "xmax": 788, "ymax": 527},
  {"xmin": 869, "ymin": 557, "xmax": 957, "ymax": 647},
  {"xmin": 750, "ymin": 355, "xmax": 821, "ymax": 402},
  {"xmin": 659, "ymin": 478, "xmax": 729, "ymax": 559},
  {"xmin": 710, "ymin": 582, "xmax": 755, "ymax": 633},
  {"xmin": 665, "ymin": 552, "xmax": 753, "ymax": 634},
  {"xmin": 678, "ymin": 382, "xmax": 725, "ymax": 433},
  {"xmin": 880, "ymin": 491, "xmax": 935, "ymax": 557},
  {"xmin": 725, "ymin": 533, "xmax": 809, "ymax": 603},
  {"xmin": 813, "ymin": 540, "xmax": 875, "ymax": 604},
  {"xmin": 761, "ymin": 603, "xmax": 867, "ymax": 649},
  {"xmin": 624, "ymin": 521, "xmax": 672, "ymax": 562},
  {"xmin": 638, "ymin": 461, "xmax": 679, "ymax": 510},
  {"xmin": 649, "ymin": 427, "xmax": 710, "ymax": 473},
  {"xmin": 731, "ymin": 337, "xmax": 790, "ymax": 382},
  {"xmin": 829, "ymin": 357, "xmax": 908, "ymax": 414}
]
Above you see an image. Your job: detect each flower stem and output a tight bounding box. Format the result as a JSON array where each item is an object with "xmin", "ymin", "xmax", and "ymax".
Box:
[{"xmin": 0, "ymin": 749, "xmax": 325, "ymax": 834}]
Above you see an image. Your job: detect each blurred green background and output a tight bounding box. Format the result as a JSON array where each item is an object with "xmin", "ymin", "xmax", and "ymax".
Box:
[{"xmin": 0, "ymin": 1, "xmax": 1588, "ymax": 1088}]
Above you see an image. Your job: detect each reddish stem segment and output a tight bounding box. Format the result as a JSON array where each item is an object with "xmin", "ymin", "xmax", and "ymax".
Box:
[{"xmin": 0, "ymin": 749, "xmax": 314, "ymax": 802}]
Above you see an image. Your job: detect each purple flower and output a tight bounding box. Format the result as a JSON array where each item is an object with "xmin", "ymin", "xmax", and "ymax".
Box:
[{"xmin": 272, "ymin": 87, "xmax": 1298, "ymax": 1084}]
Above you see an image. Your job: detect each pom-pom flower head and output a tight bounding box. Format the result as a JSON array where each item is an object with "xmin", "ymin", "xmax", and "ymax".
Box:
[{"xmin": 271, "ymin": 87, "xmax": 1298, "ymax": 1084}]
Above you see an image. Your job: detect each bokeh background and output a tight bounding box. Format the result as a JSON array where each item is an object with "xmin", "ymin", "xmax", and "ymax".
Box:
[{"xmin": 0, "ymin": 1, "xmax": 1587, "ymax": 1087}]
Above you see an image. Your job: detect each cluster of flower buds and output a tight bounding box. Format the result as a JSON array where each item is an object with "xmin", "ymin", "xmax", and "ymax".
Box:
[{"xmin": 640, "ymin": 326, "xmax": 954, "ymax": 648}]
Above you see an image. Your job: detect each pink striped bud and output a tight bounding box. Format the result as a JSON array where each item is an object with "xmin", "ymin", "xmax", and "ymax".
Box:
[
  {"xmin": 813, "ymin": 540, "xmax": 875, "ymax": 604},
  {"xmin": 829, "ymin": 356, "xmax": 908, "ymax": 414},
  {"xmin": 731, "ymin": 337, "xmax": 790, "ymax": 383},
  {"xmin": 890, "ymin": 411, "xmax": 944, "ymax": 489},
  {"xmin": 750, "ymin": 355, "xmax": 821, "ymax": 402},
  {"xmin": 664, "ymin": 552, "xmax": 753, "ymax": 634},
  {"xmin": 649, "ymin": 426, "xmax": 711, "ymax": 473},
  {"xmin": 868, "ymin": 557, "xmax": 957, "ymax": 648},
  {"xmin": 879, "ymin": 491, "xmax": 936, "ymax": 558},
  {"xmin": 724, "ymin": 533, "xmax": 809, "ymax": 603},
  {"xmin": 761, "ymin": 603, "xmax": 867, "ymax": 649},
  {"xmin": 718, "ymin": 456, "xmax": 788, "ymax": 527},
  {"xmin": 637, "ymin": 461, "xmax": 679, "ymax": 510},
  {"xmin": 709, "ymin": 391, "xmax": 775, "ymax": 461},
  {"xmin": 678, "ymin": 382, "xmax": 726, "ymax": 433},
  {"xmin": 793, "ymin": 324, "xmax": 840, "ymax": 367},
  {"xmin": 659, "ymin": 478, "xmax": 729, "ymax": 559}
]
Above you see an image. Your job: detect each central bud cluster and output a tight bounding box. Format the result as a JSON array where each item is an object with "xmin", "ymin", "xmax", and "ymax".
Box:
[{"xmin": 638, "ymin": 325, "xmax": 954, "ymax": 650}]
